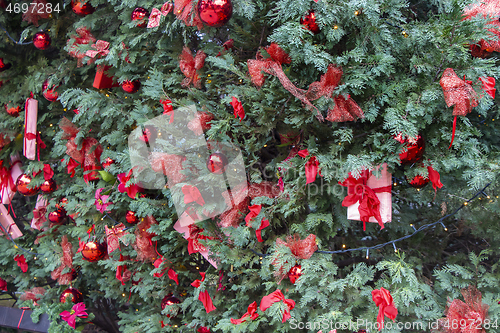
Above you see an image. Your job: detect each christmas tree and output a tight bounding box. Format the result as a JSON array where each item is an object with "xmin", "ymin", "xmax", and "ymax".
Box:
[{"xmin": 0, "ymin": 0, "xmax": 499, "ymax": 332}]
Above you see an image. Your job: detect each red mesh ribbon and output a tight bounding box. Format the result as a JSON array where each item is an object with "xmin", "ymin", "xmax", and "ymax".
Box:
[
  {"xmin": 326, "ymin": 95, "xmax": 365, "ymax": 122},
  {"xmin": 20, "ymin": 287, "xmax": 45, "ymax": 303},
  {"xmin": 187, "ymin": 112, "xmax": 214, "ymax": 135},
  {"xmin": 32, "ymin": 206, "xmax": 46, "ymax": 230},
  {"xmin": 51, "ymin": 235, "xmax": 74, "ymax": 285},
  {"xmin": 147, "ymin": 3, "xmax": 173, "ymax": 28},
  {"xmin": 105, "ymin": 223, "xmax": 129, "ymax": 254},
  {"xmin": 339, "ymin": 169, "xmax": 392, "ymax": 231},
  {"xmin": 85, "ymin": 40, "xmax": 110, "ymax": 59},
  {"xmin": 187, "ymin": 224, "xmax": 211, "ymax": 254},
  {"xmin": 230, "ymin": 301, "xmax": 259, "ymax": 324},
  {"xmin": 260, "ymin": 289, "xmax": 295, "ymax": 323},
  {"xmin": 174, "ymin": 0, "xmax": 203, "ymax": 30},
  {"xmin": 463, "ymin": 1, "xmax": 500, "ymax": 55},
  {"xmin": 149, "ymin": 152, "xmax": 186, "ymax": 183},
  {"xmin": 133, "ymin": 216, "xmax": 157, "ymax": 261},
  {"xmin": 22, "ymin": 0, "xmax": 50, "ymax": 26},
  {"xmin": 437, "ymin": 286, "xmax": 489, "ymax": 333},
  {"xmin": 179, "ymin": 46, "xmax": 206, "ymax": 88},
  {"xmin": 59, "ymin": 117, "xmax": 102, "ymax": 183},
  {"xmin": 439, "ymin": 68, "xmax": 478, "ymax": 149},
  {"xmin": 67, "ymin": 27, "xmax": 96, "ymax": 67},
  {"xmin": 372, "ymin": 288, "xmax": 398, "ymax": 331},
  {"xmin": 276, "ymin": 234, "xmax": 318, "ymax": 259},
  {"xmin": 248, "ymin": 43, "xmax": 324, "ymax": 121}
]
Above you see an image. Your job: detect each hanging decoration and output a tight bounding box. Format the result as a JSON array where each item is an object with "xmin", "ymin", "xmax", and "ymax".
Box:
[
  {"xmin": 174, "ymin": 0, "xmax": 203, "ymax": 30},
  {"xmin": 372, "ymin": 288, "xmax": 398, "ymax": 331},
  {"xmin": 230, "ymin": 301, "xmax": 259, "ymax": 324},
  {"xmin": 105, "ymin": 223, "xmax": 130, "ymax": 254},
  {"xmin": 197, "ymin": 0, "xmax": 233, "ymax": 27},
  {"xmin": 24, "ymin": 94, "xmax": 39, "ymax": 160},
  {"xmin": 179, "ymin": 46, "xmax": 206, "ymax": 88},
  {"xmin": 0, "ymin": 204, "xmax": 22, "ymax": 239},
  {"xmin": 132, "ymin": 216, "xmax": 157, "ymax": 261},
  {"xmin": 0, "ymin": 153, "xmax": 22, "ymax": 206},
  {"xmin": 147, "ymin": 2, "xmax": 173, "ymax": 28},
  {"xmin": 31, "ymin": 195, "xmax": 48, "ymax": 230},
  {"xmin": 22, "ymin": 0, "xmax": 50, "ymax": 26},
  {"xmin": 259, "ymin": 289, "xmax": 295, "ymax": 323},
  {"xmin": 51, "ymin": 235, "xmax": 75, "ymax": 285},
  {"xmin": 245, "ymin": 204, "xmax": 269, "ymax": 242}
]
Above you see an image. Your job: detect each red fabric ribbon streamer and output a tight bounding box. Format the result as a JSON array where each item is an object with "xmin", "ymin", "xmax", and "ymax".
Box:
[
  {"xmin": 116, "ymin": 254, "xmax": 131, "ymax": 285},
  {"xmin": 43, "ymin": 164, "xmax": 53, "ymax": 180},
  {"xmin": 427, "ymin": 166, "xmax": 443, "ymax": 192},
  {"xmin": 198, "ymin": 290, "xmax": 216, "ymax": 313},
  {"xmin": 305, "ymin": 156, "xmax": 319, "ymax": 184},
  {"xmin": 245, "ymin": 205, "xmax": 269, "ymax": 242},
  {"xmin": 191, "ymin": 272, "xmax": 206, "ymax": 288},
  {"xmin": 339, "ymin": 169, "xmax": 392, "ymax": 231},
  {"xmin": 478, "ymin": 76, "xmax": 496, "ymax": 98},
  {"xmin": 179, "ymin": 46, "xmax": 206, "ymax": 88},
  {"xmin": 260, "ymin": 289, "xmax": 295, "ymax": 323},
  {"xmin": 182, "ymin": 185, "xmax": 205, "ymax": 206},
  {"xmin": 51, "ymin": 235, "xmax": 74, "ymax": 285},
  {"xmin": 231, "ymin": 97, "xmax": 245, "ymax": 122},
  {"xmin": 437, "ymin": 285, "xmax": 489, "ymax": 333},
  {"xmin": 85, "ymin": 40, "xmax": 110, "ymax": 58},
  {"xmin": 174, "ymin": 0, "xmax": 203, "ymax": 29},
  {"xmin": 0, "ymin": 277, "xmax": 6, "ymax": 291},
  {"xmin": 187, "ymin": 111, "xmax": 214, "ymax": 135},
  {"xmin": 439, "ymin": 68, "xmax": 478, "ymax": 149},
  {"xmin": 230, "ymin": 301, "xmax": 259, "ymax": 324},
  {"xmin": 167, "ymin": 268, "xmax": 179, "ymax": 285},
  {"xmin": 14, "ymin": 255, "xmax": 28, "ymax": 273},
  {"xmin": 160, "ymin": 99, "xmax": 174, "ymax": 123},
  {"xmin": 24, "ymin": 132, "xmax": 45, "ymax": 161},
  {"xmin": 65, "ymin": 158, "xmax": 79, "ymax": 177},
  {"xmin": 59, "ymin": 118, "xmax": 102, "ymax": 183},
  {"xmin": 187, "ymin": 224, "xmax": 211, "ymax": 254},
  {"xmin": 372, "ymin": 287, "xmax": 398, "ymax": 331},
  {"xmin": 153, "ymin": 256, "xmax": 166, "ymax": 277},
  {"xmin": 0, "ymin": 162, "xmax": 16, "ymax": 198}
]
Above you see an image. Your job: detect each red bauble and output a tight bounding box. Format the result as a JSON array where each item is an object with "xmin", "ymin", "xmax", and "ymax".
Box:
[
  {"xmin": 300, "ymin": 11, "xmax": 320, "ymax": 34},
  {"xmin": 288, "ymin": 264, "xmax": 302, "ymax": 284},
  {"xmin": 394, "ymin": 133, "xmax": 425, "ymax": 165},
  {"xmin": 102, "ymin": 157, "xmax": 115, "ymax": 169},
  {"xmin": 5, "ymin": 105, "xmax": 20, "ymax": 117},
  {"xmin": 131, "ymin": 7, "xmax": 149, "ymax": 27},
  {"xmin": 59, "ymin": 287, "xmax": 83, "ymax": 303},
  {"xmin": 33, "ymin": 32, "xmax": 51, "ymax": 50},
  {"xmin": 40, "ymin": 179, "xmax": 57, "ymax": 194},
  {"xmin": 125, "ymin": 210, "xmax": 139, "ymax": 224},
  {"xmin": 206, "ymin": 152, "xmax": 228, "ymax": 174},
  {"xmin": 71, "ymin": 0, "xmax": 95, "ymax": 16},
  {"xmin": 48, "ymin": 208, "xmax": 67, "ymax": 225},
  {"xmin": 15, "ymin": 174, "xmax": 39, "ymax": 196},
  {"xmin": 0, "ymin": 58, "xmax": 11, "ymax": 72},
  {"xmin": 42, "ymin": 80, "xmax": 59, "ymax": 102},
  {"xmin": 122, "ymin": 80, "xmax": 141, "ymax": 93},
  {"xmin": 198, "ymin": 0, "xmax": 233, "ymax": 27},
  {"xmin": 407, "ymin": 174, "xmax": 430, "ymax": 189},
  {"xmin": 161, "ymin": 294, "xmax": 181, "ymax": 318},
  {"xmin": 81, "ymin": 241, "xmax": 107, "ymax": 262}
]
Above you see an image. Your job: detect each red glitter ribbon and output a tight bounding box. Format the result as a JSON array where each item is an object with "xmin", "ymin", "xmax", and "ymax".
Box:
[{"xmin": 179, "ymin": 46, "xmax": 206, "ymax": 88}]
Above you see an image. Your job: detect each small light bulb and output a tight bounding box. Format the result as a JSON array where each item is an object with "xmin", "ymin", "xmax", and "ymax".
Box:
[
  {"xmin": 342, "ymin": 244, "xmax": 346, "ymax": 248},
  {"xmin": 464, "ymin": 202, "xmax": 468, "ymax": 206},
  {"xmin": 333, "ymin": 25, "xmax": 338, "ymax": 30}
]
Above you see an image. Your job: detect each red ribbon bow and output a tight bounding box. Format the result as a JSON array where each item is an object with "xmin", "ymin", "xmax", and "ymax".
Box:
[
  {"xmin": 439, "ymin": 68, "xmax": 479, "ymax": 149},
  {"xmin": 230, "ymin": 301, "xmax": 259, "ymax": 324},
  {"xmin": 372, "ymin": 288, "xmax": 398, "ymax": 331},
  {"xmin": 14, "ymin": 254, "xmax": 28, "ymax": 273},
  {"xmin": 0, "ymin": 163, "xmax": 16, "ymax": 196},
  {"xmin": 245, "ymin": 205, "xmax": 269, "ymax": 242},
  {"xmin": 276, "ymin": 234, "xmax": 318, "ymax": 259},
  {"xmin": 179, "ymin": 46, "xmax": 206, "ymax": 88},
  {"xmin": 67, "ymin": 27, "xmax": 96, "ymax": 67},
  {"xmin": 339, "ymin": 169, "xmax": 392, "ymax": 231},
  {"xmin": 85, "ymin": 40, "xmax": 110, "ymax": 58},
  {"xmin": 147, "ymin": 3, "xmax": 173, "ymax": 28},
  {"xmin": 260, "ymin": 289, "xmax": 295, "ymax": 323},
  {"xmin": 24, "ymin": 132, "xmax": 46, "ymax": 161}
]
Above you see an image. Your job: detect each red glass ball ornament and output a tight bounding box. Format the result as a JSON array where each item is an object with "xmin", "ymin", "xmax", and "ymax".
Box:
[
  {"xmin": 42, "ymin": 80, "xmax": 59, "ymax": 102},
  {"xmin": 59, "ymin": 287, "xmax": 83, "ymax": 303},
  {"xmin": 102, "ymin": 157, "xmax": 115, "ymax": 169},
  {"xmin": 206, "ymin": 152, "xmax": 228, "ymax": 174},
  {"xmin": 131, "ymin": 7, "xmax": 149, "ymax": 27},
  {"xmin": 81, "ymin": 241, "xmax": 107, "ymax": 262},
  {"xmin": 125, "ymin": 210, "xmax": 139, "ymax": 224},
  {"xmin": 40, "ymin": 178, "xmax": 57, "ymax": 194},
  {"xmin": 407, "ymin": 174, "xmax": 430, "ymax": 189},
  {"xmin": 161, "ymin": 294, "xmax": 181, "ymax": 318},
  {"xmin": 48, "ymin": 208, "xmax": 67, "ymax": 225},
  {"xmin": 394, "ymin": 133, "xmax": 425, "ymax": 165},
  {"xmin": 122, "ymin": 80, "xmax": 141, "ymax": 93},
  {"xmin": 300, "ymin": 11, "xmax": 320, "ymax": 34},
  {"xmin": 15, "ymin": 174, "xmax": 39, "ymax": 196},
  {"xmin": 33, "ymin": 32, "xmax": 51, "ymax": 50},
  {"xmin": 5, "ymin": 105, "xmax": 20, "ymax": 117},
  {"xmin": 197, "ymin": 0, "xmax": 233, "ymax": 27},
  {"xmin": 288, "ymin": 264, "xmax": 302, "ymax": 284},
  {"xmin": 71, "ymin": 0, "xmax": 95, "ymax": 16}
]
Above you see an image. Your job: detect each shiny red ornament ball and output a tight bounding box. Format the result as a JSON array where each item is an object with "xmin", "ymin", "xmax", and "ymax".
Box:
[
  {"xmin": 161, "ymin": 294, "xmax": 181, "ymax": 318},
  {"xmin": 131, "ymin": 7, "xmax": 149, "ymax": 27},
  {"xmin": 33, "ymin": 32, "xmax": 51, "ymax": 50},
  {"xmin": 206, "ymin": 152, "xmax": 228, "ymax": 174},
  {"xmin": 407, "ymin": 174, "xmax": 430, "ymax": 189},
  {"xmin": 42, "ymin": 80, "xmax": 59, "ymax": 102},
  {"xmin": 125, "ymin": 210, "xmax": 139, "ymax": 224},
  {"xmin": 198, "ymin": 0, "xmax": 233, "ymax": 27},
  {"xmin": 48, "ymin": 208, "xmax": 67, "ymax": 225},
  {"xmin": 81, "ymin": 241, "xmax": 107, "ymax": 262},
  {"xmin": 288, "ymin": 264, "xmax": 302, "ymax": 284},
  {"xmin": 5, "ymin": 105, "xmax": 20, "ymax": 117},
  {"xmin": 300, "ymin": 11, "xmax": 320, "ymax": 34},
  {"xmin": 59, "ymin": 287, "xmax": 83, "ymax": 303},
  {"xmin": 122, "ymin": 80, "xmax": 141, "ymax": 93},
  {"xmin": 102, "ymin": 157, "xmax": 115, "ymax": 169},
  {"xmin": 71, "ymin": 0, "xmax": 95, "ymax": 16},
  {"xmin": 394, "ymin": 133, "xmax": 425, "ymax": 165},
  {"xmin": 40, "ymin": 178, "xmax": 57, "ymax": 194},
  {"xmin": 16, "ymin": 174, "xmax": 39, "ymax": 196}
]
